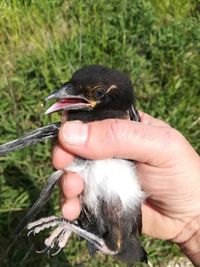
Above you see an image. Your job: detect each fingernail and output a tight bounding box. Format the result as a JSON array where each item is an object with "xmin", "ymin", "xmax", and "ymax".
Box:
[{"xmin": 62, "ymin": 121, "xmax": 88, "ymax": 146}]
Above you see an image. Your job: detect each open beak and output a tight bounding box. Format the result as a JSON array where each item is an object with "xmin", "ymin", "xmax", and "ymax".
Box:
[{"xmin": 45, "ymin": 83, "xmax": 93, "ymax": 115}]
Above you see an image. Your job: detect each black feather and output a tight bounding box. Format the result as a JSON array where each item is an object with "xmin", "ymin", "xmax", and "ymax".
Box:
[{"xmin": 0, "ymin": 122, "xmax": 60, "ymax": 155}]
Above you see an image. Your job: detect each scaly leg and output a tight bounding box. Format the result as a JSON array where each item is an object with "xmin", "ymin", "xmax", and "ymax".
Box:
[{"xmin": 27, "ymin": 216, "xmax": 117, "ymax": 256}]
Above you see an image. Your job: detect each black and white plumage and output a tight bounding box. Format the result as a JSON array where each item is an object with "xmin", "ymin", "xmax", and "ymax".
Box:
[{"xmin": 0, "ymin": 65, "xmax": 147, "ymax": 265}]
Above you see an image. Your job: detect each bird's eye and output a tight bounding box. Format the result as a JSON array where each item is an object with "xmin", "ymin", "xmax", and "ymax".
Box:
[{"xmin": 94, "ymin": 88, "xmax": 106, "ymax": 100}]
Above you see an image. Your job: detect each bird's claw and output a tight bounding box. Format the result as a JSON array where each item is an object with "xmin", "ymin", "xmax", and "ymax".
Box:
[
  {"xmin": 36, "ymin": 246, "xmax": 51, "ymax": 255},
  {"xmin": 35, "ymin": 228, "xmax": 70, "ymax": 256},
  {"xmin": 27, "ymin": 216, "xmax": 117, "ymax": 256}
]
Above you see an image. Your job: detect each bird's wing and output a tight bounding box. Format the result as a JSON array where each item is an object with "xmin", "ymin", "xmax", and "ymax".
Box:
[
  {"xmin": 129, "ymin": 105, "xmax": 140, "ymax": 122},
  {"xmin": 0, "ymin": 122, "xmax": 61, "ymax": 155},
  {"xmin": 15, "ymin": 169, "xmax": 64, "ymax": 235}
]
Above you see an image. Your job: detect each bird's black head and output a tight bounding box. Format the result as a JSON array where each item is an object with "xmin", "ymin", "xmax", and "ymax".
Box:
[
  {"xmin": 46, "ymin": 65, "xmax": 138, "ymax": 121},
  {"xmin": 70, "ymin": 65, "xmax": 135, "ymax": 111}
]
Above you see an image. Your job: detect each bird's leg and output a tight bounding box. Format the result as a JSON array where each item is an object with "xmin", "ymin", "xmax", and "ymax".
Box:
[
  {"xmin": 27, "ymin": 216, "xmax": 117, "ymax": 256},
  {"xmin": 27, "ymin": 216, "xmax": 72, "ymax": 256}
]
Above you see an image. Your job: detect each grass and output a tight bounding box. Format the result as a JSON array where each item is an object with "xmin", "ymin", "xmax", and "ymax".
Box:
[{"xmin": 0, "ymin": 0, "xmax": 199, "ymax": 266}]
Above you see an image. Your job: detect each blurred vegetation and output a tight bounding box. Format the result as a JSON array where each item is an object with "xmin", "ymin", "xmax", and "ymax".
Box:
[{"xmin": 0, "ymin": 0, "xmax": 199, "ymax": 266}]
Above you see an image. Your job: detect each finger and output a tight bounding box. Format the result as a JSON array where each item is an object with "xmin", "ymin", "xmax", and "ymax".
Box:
[
  {"xmin": 60, "ymin": 172, "xmax": 84, "ymax": 199},
  {"xmin": 61, "ymin": 197, "xmax": 81, "ymax": 221},
  {"xmin": 53, "ymin": 114, "xmax": 170, "ymax": 169},
  {"xmin": 52, "ymin": 143, "xmax": 74, "ymax": 169},
  {"xmin": 139, "ymin": 111, "xmax": 170, "ymax": 127},
  {"xmin": 58, "ymin": 119, "xmax": 180, "ymax": 166}
]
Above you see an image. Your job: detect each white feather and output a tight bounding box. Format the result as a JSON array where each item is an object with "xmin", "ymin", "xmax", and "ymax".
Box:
[{"xmin": 65, "ymin": 159, "xmax": 145, "ymax": 216}]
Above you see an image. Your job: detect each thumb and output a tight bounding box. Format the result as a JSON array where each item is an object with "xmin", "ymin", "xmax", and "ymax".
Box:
[{"xmin": 58, "ymin": 119, "xmax": 178, "ymax": 166}]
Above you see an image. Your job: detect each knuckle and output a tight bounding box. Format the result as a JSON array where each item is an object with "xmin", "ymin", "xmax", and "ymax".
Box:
[
  {"xmin": 167, "ymin": 127, "xmax": 186, "ymax": 153},
  {"xmin": 106, "ymin": 119, "xmax": 124, "ymax": 143}
]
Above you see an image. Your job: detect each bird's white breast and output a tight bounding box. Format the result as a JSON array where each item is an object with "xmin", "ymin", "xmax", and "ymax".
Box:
[{"xmin": 66, "ymin": 158, "xmax": 145, "ymax": 216}]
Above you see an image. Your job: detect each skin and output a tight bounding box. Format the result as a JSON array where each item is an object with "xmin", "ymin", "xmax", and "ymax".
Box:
[{"xmin": 52, "ymin": 112, "xmax": 200, "ymax": 264}]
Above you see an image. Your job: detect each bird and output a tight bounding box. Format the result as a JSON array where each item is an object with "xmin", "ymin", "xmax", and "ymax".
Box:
[{"xmin": 0, "ymin": 65, "xmax": 147, "ymax": 265}]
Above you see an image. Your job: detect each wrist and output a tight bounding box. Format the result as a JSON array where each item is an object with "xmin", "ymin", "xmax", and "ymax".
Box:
[{"xmin": 173, "ymin": 214, "xmax": 200, "ymax": 266}]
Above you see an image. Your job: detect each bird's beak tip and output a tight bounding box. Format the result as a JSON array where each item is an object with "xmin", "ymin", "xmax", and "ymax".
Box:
[
  {"xmin": 45, "ymin": 96, "xmax": 50, "ymax": 102},
  {"xmin": 44, "ymin": 109, "xmax": 50, "ymax": 115},
  {"xmin": 45, "ymin": 93, "xmax": 56, "ymax": 101}
]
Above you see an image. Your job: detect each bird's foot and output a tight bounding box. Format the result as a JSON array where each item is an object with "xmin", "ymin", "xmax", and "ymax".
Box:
[{"xmin": 27, "ymin": 216, "xmax": 117, "ymax": 256}]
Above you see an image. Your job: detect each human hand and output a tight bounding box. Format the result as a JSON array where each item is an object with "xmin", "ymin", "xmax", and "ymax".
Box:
[{"xmin": 52, "ymin": 113, "xmax": 200, "ymax": 263}]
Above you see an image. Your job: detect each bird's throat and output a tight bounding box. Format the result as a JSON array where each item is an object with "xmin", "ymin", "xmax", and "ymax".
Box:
[{"xmin": 67, "ymin": 109, "xmax": 128, "ymax": 122}]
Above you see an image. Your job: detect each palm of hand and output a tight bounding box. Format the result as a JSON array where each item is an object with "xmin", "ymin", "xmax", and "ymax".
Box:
[{"xmin": 139, "ymin": 141, "xmax": 200, "ymax": 239}]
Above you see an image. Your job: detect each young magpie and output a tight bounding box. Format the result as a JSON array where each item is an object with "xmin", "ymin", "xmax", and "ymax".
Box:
[{"xmin": 0, "ymin": 65, "xmax": 147, "ymax": 265}]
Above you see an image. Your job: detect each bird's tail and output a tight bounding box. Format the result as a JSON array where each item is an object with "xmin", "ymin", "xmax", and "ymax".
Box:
[
  {"xmin": 117, "ymin": 236, "xmax": 148, "ymax": 265},
  {"xmin": 0, "ymin": 122, "xmax": 60, "ymax": 155}
]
